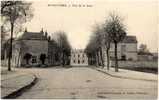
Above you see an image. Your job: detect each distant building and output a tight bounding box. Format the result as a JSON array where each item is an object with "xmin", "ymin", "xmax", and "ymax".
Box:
[
  {"xmin": 71, "ymin": 49, "xmax": 88, "ymax": 66},
  {"xmin": 138, "ymin": 52, "xmax": 157, "ymax": 61},
  {"xmin": 103, "ymin": 36, "xmax": 138, "ymax": 65},
  {"xmin": 152, "ymin": 53, "xmax": 158, "ymax": 61}
]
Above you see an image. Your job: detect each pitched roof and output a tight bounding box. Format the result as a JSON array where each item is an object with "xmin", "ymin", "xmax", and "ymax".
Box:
[
  {"xmin": 19, "ymin": 31, "xmax": 47, "ymax": 40},
  {"xmin": 121, "ymin": 36, "xmax": 137, "ymax": 43}
]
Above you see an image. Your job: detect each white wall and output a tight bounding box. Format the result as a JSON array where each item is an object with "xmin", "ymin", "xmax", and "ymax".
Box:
[{"xmin": 71, "ymin": 50, "xmax": 88, "ymax": 66}]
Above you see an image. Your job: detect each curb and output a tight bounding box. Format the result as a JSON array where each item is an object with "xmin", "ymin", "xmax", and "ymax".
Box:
[
  {"xmin": 92, "ymin": 67, "xmax": 157, "ymax": 82},
  {"xmin": 2, "ymin": 74, "xmax": 38, "ymax": 99}
]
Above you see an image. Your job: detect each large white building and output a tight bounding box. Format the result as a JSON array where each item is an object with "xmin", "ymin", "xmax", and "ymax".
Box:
[{"xmin": 70, "ymin": 49, "xmax": 88, "ymax": 66}]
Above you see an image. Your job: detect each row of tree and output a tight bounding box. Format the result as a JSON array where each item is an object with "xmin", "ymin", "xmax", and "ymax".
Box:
[
  {"xmin": 54, "ymin": 31, "xmax": 71, "ymax": 66},
  {"xmin": 85, "ymin": 12, "xmax": 127, "ymax": 72}
]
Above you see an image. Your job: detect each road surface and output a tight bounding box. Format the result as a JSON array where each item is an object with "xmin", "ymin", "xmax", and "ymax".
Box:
[{"xmin": 17, "ymin": 67, "xmax": 157, "ymax": 99}]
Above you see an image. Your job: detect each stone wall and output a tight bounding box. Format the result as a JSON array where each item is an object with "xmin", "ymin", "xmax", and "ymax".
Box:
[{"xmin": 110, "ymin": 61, "xmax": 158, "ymax": 68}]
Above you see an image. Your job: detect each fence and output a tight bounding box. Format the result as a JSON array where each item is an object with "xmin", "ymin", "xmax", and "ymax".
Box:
[{"xmin": 110, "ymin": 60, "xmax": 158, "ymax": 68}]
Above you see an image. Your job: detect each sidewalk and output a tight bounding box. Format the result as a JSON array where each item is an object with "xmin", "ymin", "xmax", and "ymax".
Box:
[
  {"xmin": 93, "ymin": 67, "xmax": 158, "ymax": 82},
  {"xmin": 1, "ymin": 67, "xmax": 37, "ymax": 99}
]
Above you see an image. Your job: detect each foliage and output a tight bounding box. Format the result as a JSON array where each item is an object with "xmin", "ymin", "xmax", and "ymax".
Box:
[
  {"xmin": 104, "ymin": 13, "xmax": 126, "ymax": 43},
  {"xmin": 104, "ymin": 12, "xmax": 126, "ymax": 72},
  {"xmin": 85, "ymin": 12, "xmax": 127, "ymax": 72},
  {"xmin": 54, "ymin": 31, "xmax": 71, "ymax": 66},
  {"xmin": 1, "ymin": 1, "xmax": 33, "ymax": 71}
]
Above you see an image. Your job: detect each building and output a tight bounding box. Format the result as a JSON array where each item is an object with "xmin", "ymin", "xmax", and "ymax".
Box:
[
  {"xmin": 138, "ymin": 52, "xmax": 157, "ymax": 61},
  {"xmin": 103, "ymin": 35, "xmax": 138, "ymax": 65},
  {"xmin": 70, "ymin": 49, "xmax": 88, "ymax": 66},
  {"xmin": 4, "ymin": 29, "xmax": 59, "ymax": 67}
]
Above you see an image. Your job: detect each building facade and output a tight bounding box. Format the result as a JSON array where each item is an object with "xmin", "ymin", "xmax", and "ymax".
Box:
[
  {"xmin": 70, "ymin": 49, "xmax": 88, "ymax": 66},
  {"xmin": 8, "ymin": 29, "xmax": 58, "ymax": 67},
  {"xmin": 103, "ymin": 36, "xmax": 138, "ymax": 65}
]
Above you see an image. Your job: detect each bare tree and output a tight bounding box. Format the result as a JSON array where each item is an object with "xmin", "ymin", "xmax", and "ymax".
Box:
[
  {"xmin": 1, "ymin": 1, "xmax": 33, "ymax": 71},
  {"xmin": 93, "ymin": 24, "xmax": 105, "ymax": 68},
  {"xmin": 55, "ymin": 31, "xmax": 71, "ymax": 66},
  {"xmin": 85, "ymin": 36, "xmax": 98, "ymax": 66},
  {"xmin": 105, "ymin": 12, "xmax": 126, "ymax": 72},
  {"xmin": 85, "ymin": 24, "xmax": 105, "ymax": 67}
]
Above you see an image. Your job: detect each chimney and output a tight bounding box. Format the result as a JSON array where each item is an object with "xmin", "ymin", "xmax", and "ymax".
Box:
[
  {"xmin": 40, "ymin": 28, "xmax": 44, "ymax": 33},
  {"xmin": 45, "ymin": 31, "xmax": 48, "ymax": 38},
  {"xmin": 24, "ymin": 27, "xmax": 27, "ymax": 32},
  {"xmin": 48, "ymin": 36, "xmax": 51, "ymax": 41}
]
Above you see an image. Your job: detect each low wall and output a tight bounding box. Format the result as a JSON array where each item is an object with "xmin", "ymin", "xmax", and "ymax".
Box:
[{"xmin": 110, "ymin": 61, "xmax": 158, "ymax": 68}]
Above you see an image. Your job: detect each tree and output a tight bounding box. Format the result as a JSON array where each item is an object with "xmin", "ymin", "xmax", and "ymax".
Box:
[
  {"xmin": 85, "ymin": 24, "xmax": 105, "ymax": 67},
  {"xmin": 40, "ymin": 54, "xmax": 46, "ymax": 65},
  {"xmin": 55, "ymin": 31, "xmax": 71, "ymax": 66},
  {"xmin": 1, "ymin": 1, "xmax": 33, "ymax": 71},
  {"xmin": 139, "ymin": 44, "xmax": 149, "ymax": 53},
  {"xmin": 85, "ymin": 37, "xmax": 97, "ymax": 65},
  {"xmin": 92, "ymin": 24, "xmax": 105, "ymax": 68},
  {"xmin": 23, "ymin": 53, "xmax": 32, "ymax": 65},
  {"xmin": 105, "ymin": 12, "xmax": 126, "ymax": 72},
  {"xmin": 103, "ymin": 25, "xmax": 111, "ymax": 70}
]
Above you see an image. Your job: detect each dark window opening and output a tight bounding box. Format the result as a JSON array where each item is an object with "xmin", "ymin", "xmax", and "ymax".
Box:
[
  {"xmin": 82, "ymin": 60, "xmax": 85, "ymax": 63},
  {"xmin": 78, "ymin": 60, "xmax": 80, "ymax": 64},
  {"xmin": 121, "ymin": 55, "xmax": 126, "ymax": 61},
  {"xmin": 32, "ymin": 56, "xmax": 37, "ymax": 63}
]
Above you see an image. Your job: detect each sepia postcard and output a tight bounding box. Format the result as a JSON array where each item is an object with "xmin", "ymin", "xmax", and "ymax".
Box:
[{"xmin": 1, "ymin": 0, "xmax": 158, "ymax": 99}]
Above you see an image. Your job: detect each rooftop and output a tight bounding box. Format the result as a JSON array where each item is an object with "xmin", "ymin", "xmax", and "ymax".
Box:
[
  {"xmin": 121, "ymin": 36, "xmax": 137, "ymax": 43},
  {"xmin": 19, "ymin": 30, "xmax": 48, "ymax": 40}
]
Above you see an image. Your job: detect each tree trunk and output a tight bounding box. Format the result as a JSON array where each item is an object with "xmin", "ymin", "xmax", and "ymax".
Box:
[
  {"xmin": 95, "ymin": 52, "xmax": 99, "ymax": 67},
  {"xmin": 114, "ymin": 42, "xmax": 118, "ymax": 72},
  {"xmin": 97, "ymin": 51, "xmax": 101, "ymax": 66},
  {"xmin": 8, "ymin": 23, "xmax": 14, "ymax": 71},
  {"xmin": 106, "ymin": 48, "xmax": 110, "ymax": 70},
  {"xmin": 100, "ymin": 47, "xmax": 104, "ymax": 68},
  {"xmin": 62, "ymin": 52, "xmax": 64, "ymax": 66}
]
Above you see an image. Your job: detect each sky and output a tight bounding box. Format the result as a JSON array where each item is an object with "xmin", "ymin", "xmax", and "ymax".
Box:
[{"xmin": 24, "ymin": 0, "xmax": 158, "ymax": 52}]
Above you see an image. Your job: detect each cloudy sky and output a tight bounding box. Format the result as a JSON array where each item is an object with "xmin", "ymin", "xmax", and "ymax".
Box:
[{"xmin": 25, "ymin": 0, "xmax": 158, "ymax": 52}]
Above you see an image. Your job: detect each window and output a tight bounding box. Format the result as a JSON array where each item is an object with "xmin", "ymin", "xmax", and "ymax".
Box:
[
  {"xmin": 121, "ymin": 55, "xmax": 126, "ymax": 61},
  {"xmin": 121, "ymin": 45, "xmax": 126, "ymax": 52},
  {"xmin": 82, "ymin": 60, "xmax": 85, "ymax": 63},
  {"xmin": 74, "ymin": 60, "xmax": 76, "ymax": 63},
  {"xmin": 78, "ymin": 60, "xmax": 80, "ymax": 64},
  {"xmin": 32, "ymin": 56, "xmax": 37, "ymax": 63}
]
